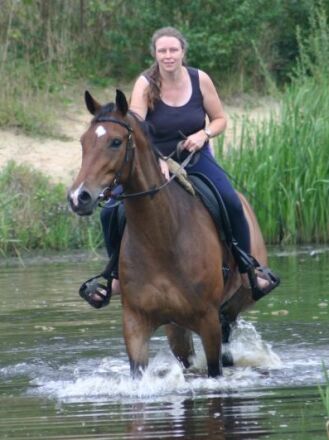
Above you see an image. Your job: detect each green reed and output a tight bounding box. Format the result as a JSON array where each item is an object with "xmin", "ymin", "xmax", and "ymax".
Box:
[
  {"xmin": 318, "ymin": 363, "xmax": 329, "ymax": 438},
  {"xmin": 218, "ymin": 83, "xmax": 329, "ymax": 244},
  {"xmin": 218, "ymin": 6, "xmax": 329, "ymax": 244},
  {"xmin": 319, "ymin": 364, "xmax": 329, "ymax": 417},
  {"xmin": 0, "ymin": 162, "xmax": 103, "ymax": 256}
]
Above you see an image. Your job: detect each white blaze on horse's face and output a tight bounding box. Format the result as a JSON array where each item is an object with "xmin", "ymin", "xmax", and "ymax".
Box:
[
  {"xmin": 95, "ymin": 125, "xmax": 107, "ymax": 138},
  {"xmin": 70, "ymin": 182, "xmax": 84, "ymax": 208}
]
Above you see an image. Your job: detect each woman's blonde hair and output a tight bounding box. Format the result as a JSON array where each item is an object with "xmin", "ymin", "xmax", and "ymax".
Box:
[{"xmin": 144, "ymin": 27, "xmax": 188, "ymax": 109}]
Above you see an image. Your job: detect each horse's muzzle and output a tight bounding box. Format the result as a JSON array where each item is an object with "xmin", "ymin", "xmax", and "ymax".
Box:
[{"xmin": 67, "ymin": 186, "xmax": 99, "ymax": 216}]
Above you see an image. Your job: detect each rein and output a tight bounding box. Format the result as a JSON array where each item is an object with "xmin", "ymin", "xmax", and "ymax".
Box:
[
  {"xmin": 97, "ymin": 115, "xmax": 197, "ymax": 203},
  {"xmin": 111, "ymin": 149, "xmax": 196, "ymax": 201}
]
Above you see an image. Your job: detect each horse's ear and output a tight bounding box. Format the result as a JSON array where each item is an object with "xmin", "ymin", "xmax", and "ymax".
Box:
[
  {"xmin": 84, "ymin": 90, "xmax": 101, "ymax": 115},
  {"xmin": 115, "ymin": 89, "xmax": 128, "ymax": 116}
]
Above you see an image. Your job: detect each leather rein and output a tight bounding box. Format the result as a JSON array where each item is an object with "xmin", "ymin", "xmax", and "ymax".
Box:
[{"xmin": 96, "ymin": 115, "xmax": 196, "ymax": 203}]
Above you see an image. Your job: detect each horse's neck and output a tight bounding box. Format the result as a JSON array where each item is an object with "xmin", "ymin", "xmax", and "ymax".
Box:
[
  {"xmin": 126, "ymin": 143, "xmax": 162, "ymax": 194},
  {"xmin": 123, "ymin": 142, "xmax": 179, "ymax": 242}
]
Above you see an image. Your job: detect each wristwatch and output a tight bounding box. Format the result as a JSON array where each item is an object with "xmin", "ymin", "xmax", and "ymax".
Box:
[{"xmin": 204, "ymin": 127, "xmax": 212, "ymax": 139}]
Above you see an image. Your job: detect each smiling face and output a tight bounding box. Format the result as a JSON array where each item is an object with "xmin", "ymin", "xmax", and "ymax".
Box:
[{"xmin": 154, "ymin": 36, "xmax": 185, "ymax": 73}]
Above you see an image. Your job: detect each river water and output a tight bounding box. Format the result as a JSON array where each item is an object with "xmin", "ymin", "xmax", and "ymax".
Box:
[{"xmin": 1, "ymin": 247, "xmax": 329, "ymax": 439}]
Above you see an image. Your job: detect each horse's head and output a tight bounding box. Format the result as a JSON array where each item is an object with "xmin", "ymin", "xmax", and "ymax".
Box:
[{"xmin": 68, "ymin": 89, "xmax": 134, "ymax": 215}]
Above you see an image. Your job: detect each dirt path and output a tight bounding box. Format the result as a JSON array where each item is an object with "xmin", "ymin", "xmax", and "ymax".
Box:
[
  {"xmin": 0, "ymin": 96, "xmax": 279, "ymax": 185},
  {"xmin": 0, "ymin": 108, "xmax": 89, "ymax": 186}
]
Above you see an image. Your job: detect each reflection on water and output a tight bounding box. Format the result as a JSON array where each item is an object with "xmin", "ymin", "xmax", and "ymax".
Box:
[{"xmin": 0, "ymin": 247, "xmax": 329, "ymax": 439}]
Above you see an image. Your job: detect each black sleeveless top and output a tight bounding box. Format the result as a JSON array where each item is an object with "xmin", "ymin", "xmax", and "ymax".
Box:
[{"xmin": 145, "ymin": 67, "xmax": 207, "ymax": 156}]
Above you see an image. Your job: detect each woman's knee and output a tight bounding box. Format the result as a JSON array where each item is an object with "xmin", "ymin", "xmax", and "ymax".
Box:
[{"xmin": 220, "ymin": 190, "xmax": 244, "ymax": 217}]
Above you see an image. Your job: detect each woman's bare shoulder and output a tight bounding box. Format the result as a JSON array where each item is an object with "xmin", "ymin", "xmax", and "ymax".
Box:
[
  {"xmin": 130, "ymin": 75, "xmax": 150, "ymax": 118},
  {"xmin": 198, "ymin": 69, "xmax": 215, "ymax": 87},
  {"xmin": 134, "ymin": 74, "xmax": 150, "ymax": 89}
]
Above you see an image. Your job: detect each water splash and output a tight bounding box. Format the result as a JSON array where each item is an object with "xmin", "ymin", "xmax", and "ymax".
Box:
[
  {"xmin": 24, "ymin": 319, "xmax": 285, "ymax": 402},
  {"xmin": 229, "ymin": 319, "xmax": 282, "ymax": 368},
  {"xmin": 30, "ymin": 353, "xmax": 190, "ymax": 402}
]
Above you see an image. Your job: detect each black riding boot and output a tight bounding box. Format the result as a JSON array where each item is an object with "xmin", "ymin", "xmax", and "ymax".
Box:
[{"xmin": 79, "ymin": 202, "xmax": 125, "ymax": 309}]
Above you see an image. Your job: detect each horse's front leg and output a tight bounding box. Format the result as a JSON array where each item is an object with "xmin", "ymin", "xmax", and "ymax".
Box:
[
  {"xmin": 199, "ymin": 309, "xmax": 222, "ymax": 377},
  {"xmin": 123, "ymin": 306, "xmax": 154, "ymax": 378}
]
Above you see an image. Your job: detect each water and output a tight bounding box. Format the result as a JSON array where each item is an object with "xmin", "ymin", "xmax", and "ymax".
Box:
[{"xmin": 1, "ymin": 247, "xmax": 329, "ymax": 439}]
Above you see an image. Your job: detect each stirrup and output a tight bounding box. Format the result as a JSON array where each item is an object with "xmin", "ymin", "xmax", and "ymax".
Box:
[
  {"xmin": 248, "ymin": 262, "xmax": 280, "ymax": 301},
  {"xmin": 79, "ymin": 274, "xmax": 112, "ymax": 309}
]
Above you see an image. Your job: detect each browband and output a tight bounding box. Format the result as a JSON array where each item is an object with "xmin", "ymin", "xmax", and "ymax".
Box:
[{"xmin": 95, "ymin": 115, "xmax": 133, "ymax": 133}]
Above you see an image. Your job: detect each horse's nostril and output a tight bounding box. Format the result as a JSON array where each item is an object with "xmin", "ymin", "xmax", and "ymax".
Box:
[{"xmin": 78, "ymin": 190, "xmax": 92, "ymax": 205}]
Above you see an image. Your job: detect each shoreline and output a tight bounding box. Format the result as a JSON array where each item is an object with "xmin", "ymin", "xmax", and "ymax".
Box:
[{"xmin": 2, "ymin": 245, "xmax": 328, "ymax": 268}]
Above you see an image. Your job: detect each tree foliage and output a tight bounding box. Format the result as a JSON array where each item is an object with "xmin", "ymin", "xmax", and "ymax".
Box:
[{"xmin": 1, "ymin": 0, "xmax": 327, "ymax": 90}]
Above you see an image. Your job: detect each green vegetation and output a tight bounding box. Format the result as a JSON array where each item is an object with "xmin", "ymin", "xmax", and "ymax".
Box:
[
  {"xmin": 1, "ymin": 0, "xmax": 327, "ymax": 134},
  {"xmin": 0, "ymin": 162, "xmax": 102, "ymax": 256},
  {"xmin": 0, "ymin": 61, "xmax": 64, "ymax": 137},
  {"xmin": 319, "ymin": 365, "xmax": 329, "ymax": 417},
  {"xmin": 218, "ymin": 5, "xmax": 329, "ymax": 244},
  {"xmin": 318, "ymin": 364, "xmax": 329, "ymax": 438},
  {"xmin": 0, "ymin": 2, "xmax": 328, "ymax": 254}
]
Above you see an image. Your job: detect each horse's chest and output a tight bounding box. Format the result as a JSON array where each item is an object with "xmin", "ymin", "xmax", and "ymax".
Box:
[{"xmin": 122, "ymin": 266, "xmax": 208, "ymax": 311}]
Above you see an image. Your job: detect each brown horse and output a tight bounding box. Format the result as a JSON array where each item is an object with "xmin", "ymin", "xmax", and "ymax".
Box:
[{"xmin": 68, "ymin": 90, "xmax": 268, "ymax": 378}]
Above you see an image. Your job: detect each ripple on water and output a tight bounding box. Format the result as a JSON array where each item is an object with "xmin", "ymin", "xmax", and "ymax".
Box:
[{"xmin": 1, "ymin": 251, "xmax": 329, "ymax": 439}]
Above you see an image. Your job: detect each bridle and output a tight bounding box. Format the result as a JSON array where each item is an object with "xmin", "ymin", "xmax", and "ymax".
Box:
[
  {"xmin": 96, "ymin": 114, "xmax": 196, "ymax": 203},
  {"xmin": 95, "ymin": 114, "xmax": 135, "ymax": 200}
]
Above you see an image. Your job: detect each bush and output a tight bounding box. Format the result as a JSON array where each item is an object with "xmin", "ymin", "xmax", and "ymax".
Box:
[{"xmin": 0, "ymin": 162, "xmax": 103, "ymax": 256}]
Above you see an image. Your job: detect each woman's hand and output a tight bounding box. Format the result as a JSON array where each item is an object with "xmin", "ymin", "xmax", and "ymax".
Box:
[
  {"xmin": 182, "ymin": 130, "xmax": 208, "ymax": 152},
  {"xmin": 159, "ymin": 158, "xmax": 170, "ymax": 180}
]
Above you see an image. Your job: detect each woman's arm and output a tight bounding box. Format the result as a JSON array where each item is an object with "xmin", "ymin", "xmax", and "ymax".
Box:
[
  {"xmin": 129, "ymin": 75, "xmax": 170, "ymax": 180},
  {"xmin": 183, "ymin": 70, "xmax": 227, "ymax": 153},
  {"xmin": 129, "ymin": 75, "xmax": 149, "ymax": 119},
  {"xmin": 199, "ymin": 70, "xmax": 227, "ymax": 137}
]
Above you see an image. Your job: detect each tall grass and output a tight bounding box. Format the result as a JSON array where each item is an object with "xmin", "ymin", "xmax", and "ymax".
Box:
[
  {"xmin": 0, "ymin": 60, "xmax": 63, "ymax": 137},
  {"xmin": 319, "ymin": 366, "xmax": 329, "ymax": 416},
  {"xmin": 318, "ymin": 364, "xmax": 329, "ymax": 439},
  {"xmin": 219, "ymin": 5, "xmax": 329, "ymax": 244},
  {"xmin": 0, "ymin": 58, "xmax": 114, "ymax": 138},
  {"xmin": 0, "ymin": 162, "xmax": 103, "ymax": 256}
]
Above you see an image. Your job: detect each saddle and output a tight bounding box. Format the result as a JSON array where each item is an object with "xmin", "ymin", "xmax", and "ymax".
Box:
[
  {"xmin": 188, "ymin": 172, "xmax": 230, "ymax": 242},
  {"xmin": 185, "ymin": 172, "xmax": 280, "ymax": 300},
  {"xmin": 188, "ymin": 172, "xmax": 256, "ymax": 274}
]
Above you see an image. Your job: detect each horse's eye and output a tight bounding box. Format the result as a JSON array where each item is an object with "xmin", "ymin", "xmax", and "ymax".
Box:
[{"xmin": 110, "ymin": 138, "xmax": 122, "ymax": 149}]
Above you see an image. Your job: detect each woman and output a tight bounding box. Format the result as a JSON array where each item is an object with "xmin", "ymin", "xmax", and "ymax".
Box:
[{"xmin": 83, "ymin": 26, "xmax": 278, "ymax": 308}]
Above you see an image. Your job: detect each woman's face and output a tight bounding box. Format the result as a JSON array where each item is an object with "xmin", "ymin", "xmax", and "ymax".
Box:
[{"xmin": 154, "ymin": 36, "xmax": 185, "ymax": 72}]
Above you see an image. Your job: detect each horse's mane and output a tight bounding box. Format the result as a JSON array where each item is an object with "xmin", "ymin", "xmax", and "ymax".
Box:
[
  {"xmin": 128, "ymin": 110, "xmax": 160, "ymax": 158},
  {"xmin": 128, "ymin": 109, "xmax": 153, "ymax": 139},
  {"xmin": 92, "ymin": 103, "xmax": 116, "ymax": 123}
]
